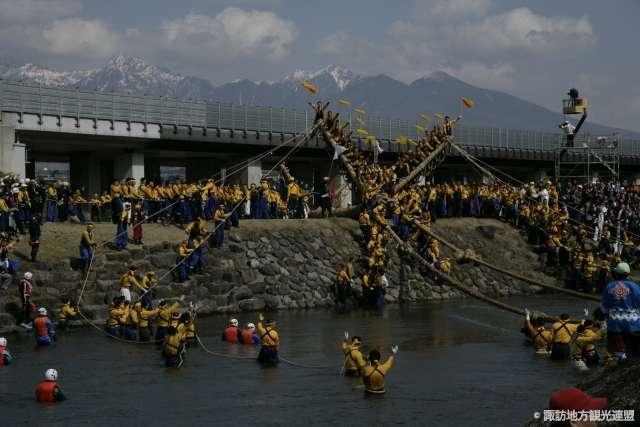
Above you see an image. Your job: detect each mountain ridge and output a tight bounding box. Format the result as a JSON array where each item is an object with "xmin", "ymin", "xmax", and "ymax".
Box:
[{"xmin": 0, "ymin": 55, "xmax": 636, "ymax": 138}]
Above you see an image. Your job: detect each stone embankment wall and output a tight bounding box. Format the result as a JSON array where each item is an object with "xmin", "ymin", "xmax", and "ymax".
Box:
[{"xmin": 0, "ymin": 218, "xmax": 556, "ymax": 333}]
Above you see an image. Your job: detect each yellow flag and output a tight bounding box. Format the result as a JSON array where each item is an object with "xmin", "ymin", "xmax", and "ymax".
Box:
[
  {"xmin": 408, "ymin": 139, "xmax": 417, "ymax": 145},
  {"xmin": 356, "ymin": 128, "xmax": 369, "ymax": 136},
  {"xmin": 354, "ymin": 108, "xmax": 366, "ymax": 115},
  {"xmin": 301, "ymin": 80, "xmax": 318, "ymax": 94},
  {"xmin": 461, "ymin": 97, "xmax": 475, "ymax": 108},
  {"xmin": 366, "ymin": 135, "xmax": 377, "ymax": 143},
  {"xmin": 415, "ymin": 124, "xmax": 426, "ymax": 133},
  {"xmin": 420, "ymin": 114, "xmax": 431, "ymax": 122},
  {"xmin": 434, "ymin": 113, "xmax": 445, "ymax": 120},
  {"xmin": 356, "ymin": 117, "xmax": 366, "ymax": 126},
  {"xmin": 395, "ymin": 136, "xmax": 408, "ymax": 145},
  {"xmin": 338, "ymin": 99, "xmax": 351, "ymax": 107}
]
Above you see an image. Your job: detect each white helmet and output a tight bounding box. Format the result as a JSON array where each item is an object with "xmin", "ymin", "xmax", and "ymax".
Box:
[
  {"xmin": 38, "ymin": 307, "xmax": 47, "ymax": 316},
  {"xmin": 25, "ymin": 178, "xmax": 31, "ymax": 183},
  {"xmin": 230, "ymin": 318, "xmax": 239, "ymax": 327},
  {"xmin": 246, "ymin": 323, "xmax": 255, "ymax": 329},
  {"xmin": 24, "ymin": 272, "xmax": 33, "ymax": 280},
  {"xmin": 0, "ymin": 337, "xmax": 6, "ymax": 347},
  {"xmin": 45, "ymin": 368, "xmax": 58, "ymax": 381}
]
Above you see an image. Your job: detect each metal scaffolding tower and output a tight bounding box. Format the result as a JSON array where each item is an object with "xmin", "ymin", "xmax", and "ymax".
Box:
[{"xmin": 554, "ymin": 134, "xmax": 620, "ymax": 183}]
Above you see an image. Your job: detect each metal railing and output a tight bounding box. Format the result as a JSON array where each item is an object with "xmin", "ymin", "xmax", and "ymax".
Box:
[{"xmin": 2, "ymin": 79, "xmax": 640, "ymax": 156}]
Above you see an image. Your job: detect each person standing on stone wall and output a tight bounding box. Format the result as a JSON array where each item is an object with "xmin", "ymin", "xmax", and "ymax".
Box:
[
  {"xmin": 46, "ymin": 184, "xmax": 58, "ymax": 222},
  {"xmin": 212, "ymin": 205, "xmax": 228, "ymax": 248},
  {"xmin": 18, "ymin": 272, "xmax": 34, "ymax": 328},
  {"xmin": 79, "ymin": 223, "xmax": 97, "ymax": 273},
  {"xmin": 115, "ymin": 201, "xmax": 131, "ymax": 251},
  {"xmin": 132, "ymin": 202, "xmax": 144, "ymax": 245},
  {"xmin": 16, "ymin": 183, "xmax": 31, "ymax": 234},
  {"xmin": 320, "ymin": 177, "xmax": 332, "ymax": 218},
  {"xmin": 119, "ymin": 265, "xmax": 141, "ymax": 303},
  {"xmin": 28, "ymin": 216, "xmax": 41, "ymax": 262},
  {"xmin": 57, "ymin": 182, "xmax": 70, "ymax": 222}
]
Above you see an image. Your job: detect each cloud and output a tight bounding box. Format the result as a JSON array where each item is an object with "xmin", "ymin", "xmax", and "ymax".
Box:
[
  {"xmin": 158, "ymin": 8, "xmax": 297, "ymax": 61},
  {"xmin": 318, "ymin": 31, "xmax": 375, "ymax": 62},
  {"xmin": 456, "ymin": 7, "xmax": 594, "ymax": 54},
  {"xmin": 319, "ymin": 4, "xmax": 596, "ymax": 92},
  {"xmin": 0, "ymin": 0, "xmax": 81, "ymax": 24},
  {"xmin": 41, "ymin": 18, "xmax": 120, "ymax": 58},
  {"xmin": 415, "ymin": 0, "xmax": 490, "ymax": 20},
  {"xmin": 443, "ymin": 62, "xmax": 516, "ymax": 90}
]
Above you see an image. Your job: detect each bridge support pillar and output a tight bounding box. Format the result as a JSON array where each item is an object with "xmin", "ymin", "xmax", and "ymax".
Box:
[
  {"xmin": 333, "ymin": 174, "xmax": 352, "ymax": 208},
  {"xmin": 71, "ymin": 153, "xmax": 101, "ymax": 194},
  {"xmin": 241, "ymin": 160, "xmax": 262, "ymax": 186},
  {"xmin": 114, "ymin": 152, "xmax": 145, "ymax": 183},
  {"xmin": 0, "ymin": 118, "xmax": 26, "ymax": 179}
]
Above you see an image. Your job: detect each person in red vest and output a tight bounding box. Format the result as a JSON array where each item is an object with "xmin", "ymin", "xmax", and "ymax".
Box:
[
  {"xmin": 34, "ymin": 307, "xmax": 55, "ymax": 346},
  {"xmin": 240, "ymin": 323, "xmax": 260, "ymax": 345},
  {"xmin": 36, "ymin": 368, "xmax": 66, "ymax": 403},
  {"xmin": 221, "ymin": 318, "xmax": 241, "ymax": 343},
  {"xmin": 0, "ymin": 337, "xmax": 13, "ymax": 366}
]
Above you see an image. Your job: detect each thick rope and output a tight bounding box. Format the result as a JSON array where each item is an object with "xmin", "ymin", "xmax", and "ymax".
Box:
[{"xmin": 413, "ymin": 222, "xmax": 601, "ymax": 302}]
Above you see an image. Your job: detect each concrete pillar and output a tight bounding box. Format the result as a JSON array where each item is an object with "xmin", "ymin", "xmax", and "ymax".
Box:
[
  {"xmin": 0, "ymin": 119, "xmax": 26, "ymax": 179},
  {"xmin": 114, "ymin": 152, "xmax": 145, "ymax": 182},
  {"xmin": 241, "ymin": 160, "xmax": 262, "ymax": 186},
  {"xmin": 334, "ymin": 174, "xmax": 352, "ymax": 208}
]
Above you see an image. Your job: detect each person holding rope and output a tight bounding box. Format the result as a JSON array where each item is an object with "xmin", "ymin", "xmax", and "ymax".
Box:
[
  {"xmin": 57, "ymin": 296, "xmax": 78, "ymax": 332},
  {"xmin": 137, "ymin": 300, "xmax": 158, "ymax": 342},
  {"xmin": 79, "ymin": 223, "xmax": 97, "ymax": 273},
  {"xmin": 341, "ymin": 332, "xmax": 366, "ymax": 377},
  {"xmin": 256, "ymin": 313, "xmax": 279, "ymax": 366},
  {"xmin": 175, "ymin": 240, "xmax": 193, "ymax": 282},
  {"xmin": 162, "ymin": 325, "xmax": 186, "ymax": 368},
  {"xmin": 524, "ymin": 309, "xmax": 552, "ymax": 355},
  {"xmin": 106, "ymin": 296, "xmax": 127, "ymax": 338},
  {"xmin": 155, "ymin": 299, "xmax": 180, "ymax": 343},
  {"xmin": 180, "ymin": 307, "xmax": 197, "ymax": 348},
  {"xmin": 572, "ymin": 321, "xmax": 606, "ymax": 370},
  {"xmin": 550, "ymin": 312, "xmax": 583, "ymax": 361},
  {"xmin": 212, "ymin": 205, "xmax": 229, "ymax": 248},
  {"xmin": 119, "ymin": 265, "xmax": 141, "ymax": 303}
]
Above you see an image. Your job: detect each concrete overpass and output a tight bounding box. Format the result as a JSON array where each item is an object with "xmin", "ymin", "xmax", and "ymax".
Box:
[{"xmin": 1, "ymin": 79, "xmax": 640, "ymax": 193}]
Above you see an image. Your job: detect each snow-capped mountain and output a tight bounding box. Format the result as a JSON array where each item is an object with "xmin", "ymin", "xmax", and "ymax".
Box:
[
  {"xmin": 282, "ymin": 65, "xmax": 361, "ymax": 91},
  {"xmin": 0, "ymin": 56, "xmax": 636, "ymax": 136},
  {"xmin": 0, "ymin": 56, "xmax": 216, "ymax": 99}
]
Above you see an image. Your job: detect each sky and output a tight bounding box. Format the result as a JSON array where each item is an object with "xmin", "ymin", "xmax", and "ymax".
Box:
[{"xmin": 0, "ymin": 0, "xmax": 639, "ymax": 131}]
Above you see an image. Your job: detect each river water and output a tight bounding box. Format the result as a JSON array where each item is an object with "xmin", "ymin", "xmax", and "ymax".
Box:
[{"xmin": 0, "ymin": 296, "xmax": 590, "ymax": 426}]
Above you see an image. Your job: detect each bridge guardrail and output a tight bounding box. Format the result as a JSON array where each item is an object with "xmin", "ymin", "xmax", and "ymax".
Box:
[{"xmin": 2, "ymin": 79, "xmax": 640, "ymax": 155}]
